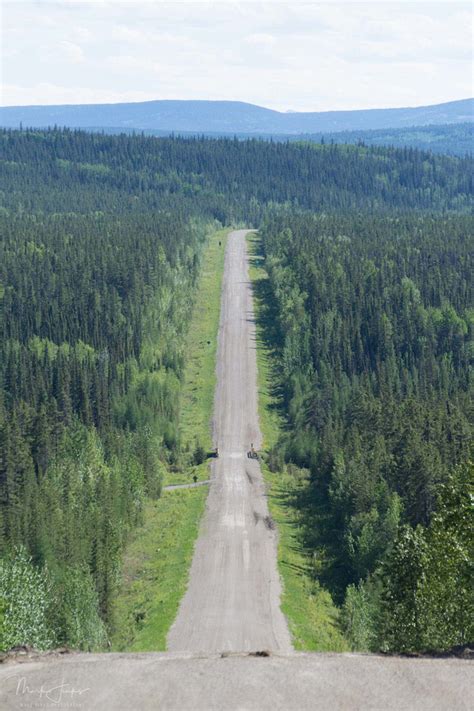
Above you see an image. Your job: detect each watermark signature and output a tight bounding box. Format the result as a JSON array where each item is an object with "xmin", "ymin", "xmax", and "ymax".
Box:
[{"xmin": 5, "ymin": 674, "xmax": 90, "ymax": 708}]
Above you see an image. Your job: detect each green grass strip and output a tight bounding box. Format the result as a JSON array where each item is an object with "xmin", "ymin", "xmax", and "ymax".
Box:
[
  {"xmin": 247, "ymin": 231, "xmax": 348, "ymax": 652},
  {"xmin": 111, "ymin": 489, "xmax": 207, "ymax": 651},
  {"xmin": 178, "ymin": 230, "xmax": 229, "ymax": 451}
]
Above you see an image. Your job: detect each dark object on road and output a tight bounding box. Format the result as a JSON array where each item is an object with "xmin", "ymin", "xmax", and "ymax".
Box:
[
  {"xmin": 247, "ymin": 443, "xmax": 258, "ymax": 459},
  {"xmin": 264, "ymin": 515, "xmax": 275, "ymax": 531},
  {"xmin": 249, "ymin": 650, "xmax": 271, "ymax": 657}
]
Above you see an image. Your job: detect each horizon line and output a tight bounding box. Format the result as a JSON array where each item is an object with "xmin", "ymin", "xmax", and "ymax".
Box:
[{"xmin": 1, "ymin": 96, "xmax": 473, "ymax": 114}]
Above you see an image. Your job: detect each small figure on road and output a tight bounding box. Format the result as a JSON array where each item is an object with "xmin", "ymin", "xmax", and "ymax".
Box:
[{"xmin": 247, "ymin": 443, "xmax": 258, "ymax": 459}]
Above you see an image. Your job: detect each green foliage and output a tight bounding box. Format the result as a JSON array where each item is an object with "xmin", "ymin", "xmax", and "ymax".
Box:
[
  {"xmin": 112, "ymin": 228, "xmax": 226, "ymax": 649},
  {"xmin": 0, "ymin": 128, "xmax": 472, "ymax": 652},
  {"xmin": 341, "ymin": 579, "xmax": 381, "ymax": 652},
  {"xmin": 0, "ymin": 549, "xmax": 107, "ymax": 652},
  {"xmin": 49, "ymin": 566, "xmax": 108, "ymax": 651},
  {"xmin": 111, "ymin": 485, "xmax": 208, "ymax": 652},
  {"xmin": 310, "ymin": 122, "xmax": 474, "ymax": 157},
  {"xmin": 176, "ymin": 229, "xmax": 229, "ymax": 465},
  {"xmin": 248, "ymin": 237, "xmax": 347, "ymax": 651},
  {"xmin": 192, "ymin": 440, "xmax": 207, "ymax": 466},
  {"xmin": 380, "ymin": 463, "xmax": 474, "ymax": 652},
  {"xmin": 0, "ymin": 130, "xmax": 215, "ymax": 650},
  {"xmin": 0, "ymin": 547, "xmax": 54, "ymax": 651},
  {"xmin": 259, "ymin": 211, "xmax": 473, "ymax": 651},
  {"xmin": 0, "ymin": 596, "xmax": 6, "ymax": 647}
]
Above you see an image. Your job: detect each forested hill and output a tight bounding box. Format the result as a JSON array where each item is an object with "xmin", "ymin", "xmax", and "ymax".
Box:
[
  {"xmin": 1, "ymin": 97, "xmax": 472, "ymax": 133},
  {"xmin": 0, "ymin": 128, "xmax": 472, "ymax": 654},
  {"xmin": 301, "ymin": 122, "xmax": 474, "ymax": 157},
  {"xmin": 1, "ymin": 129, "xmax": 472, "ymax": 215}
]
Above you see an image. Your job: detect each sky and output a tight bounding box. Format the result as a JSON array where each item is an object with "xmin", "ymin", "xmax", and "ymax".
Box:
[{"xmin": 1, "ymin": 0, "xmax": 473, "ymax": 112}]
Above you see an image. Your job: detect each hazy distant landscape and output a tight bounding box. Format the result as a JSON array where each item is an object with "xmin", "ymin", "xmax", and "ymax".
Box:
[
  {"xmin": 1, "ymin": 97, "xmax": 472, "ymax": 133},
  {"xmin": 2, "ymin": 97, "xmax": 472, "ymax": 156}
]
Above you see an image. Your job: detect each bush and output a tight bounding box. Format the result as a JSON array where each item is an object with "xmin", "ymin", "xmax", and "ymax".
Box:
[
  {"xmin": 379, "ymin": 464, "xmax": 474, "ymax": 652},
  {"xmin": 50, "ymin": 566, "xmax": 108, "ymax": 650},
  {"xmin": 192, "ymin": 440, "xmax": 206, "ymax": 466},
  {"xmin": 0, "ymin": 547, "xmax": 54, "ymax": 651},
  {"xmin": 268, "ymin": 446, "xmax": 284, "ymax": 473},
  {"xmin": 341, "ymin": 579, "xmax": 381, "ymax": 651}
]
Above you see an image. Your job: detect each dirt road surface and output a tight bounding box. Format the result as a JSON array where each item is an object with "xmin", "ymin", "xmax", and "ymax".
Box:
[
  {"xmin": 1, "ymin": 651, "xmax": 472, "ymax": 711},
  {"xmin": 1, "ymin": 230, "xmax": 471, "ymax": 710},
  {"xmin": 167, "ymin": 228, "xmax": 292, "ymax": 654}
]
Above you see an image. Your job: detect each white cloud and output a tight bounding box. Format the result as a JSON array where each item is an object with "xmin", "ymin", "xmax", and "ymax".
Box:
[
  {"xmin": 59, "ymin": 40, "xmax": 85, "ymax": 64},
  {"xmin": 1, "ymin": 1, "xmax": 472, "ymax": 110},
  {"xmin": 111, "ymin": 26, "xmax": 144, "ymax": 43},
  {"xmin": 245, "ymin": 33, "xmax": 276, "ymax": 47}
]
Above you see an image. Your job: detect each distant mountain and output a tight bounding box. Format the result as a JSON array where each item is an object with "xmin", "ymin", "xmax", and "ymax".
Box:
[{"xmin": 1, "ymin": 98, "xmax": 472, "ymax": 134}]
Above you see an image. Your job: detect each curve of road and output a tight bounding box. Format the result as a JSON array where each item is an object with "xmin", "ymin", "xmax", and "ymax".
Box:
[{"xmin": 167, "ymin": 229, "xmax": 292, "ymax": 654}]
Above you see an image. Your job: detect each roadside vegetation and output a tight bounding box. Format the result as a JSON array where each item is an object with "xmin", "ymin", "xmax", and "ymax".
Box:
[
  {"xmin": 247, "ymin": 232, "xmax": 348, "ymax": 651},
  {"xmin": 111, "ymin": 228, "xmax": 228, "ymax": 650},
  {"xmin": 169, "ymin": 228, "xmax": 229, "ymax": 484},
  {"xmin": 111, "ymin": 489, "xmax": 207, "ymax": 651},
  {"xmin": 255, "ymin": 214, "xmax": 473, "ymax": 654}
]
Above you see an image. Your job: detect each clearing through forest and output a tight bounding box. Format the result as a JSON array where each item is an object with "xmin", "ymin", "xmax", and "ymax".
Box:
[{"xmin": 167, "ymin": 229, "xmax": 292, "ymax": 654}]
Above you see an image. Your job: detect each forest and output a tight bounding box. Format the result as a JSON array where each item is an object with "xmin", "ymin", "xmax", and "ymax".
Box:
[
  {"xmin": 260, "ymin": 211, "xmax": 473, "ymax": 652},
  {"xmin": 304, "ymin": 122, "xmax": 474, "ymax": 157},
  {"xmin": 0, "ymin": 128, "xmax": 472, "ymax": 652}
]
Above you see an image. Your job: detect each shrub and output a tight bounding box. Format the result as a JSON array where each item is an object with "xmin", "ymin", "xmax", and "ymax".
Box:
[
  {"xmin": 50, "ymin": 566, "xmax": 108, "ymax": 650},
  {"xmin": 0, "ymin": 547, "xmax": 54, "ymax": 651}
]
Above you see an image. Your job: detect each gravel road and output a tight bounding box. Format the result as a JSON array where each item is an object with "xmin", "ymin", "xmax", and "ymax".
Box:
[
  {"xmin": 0, "ymin": 651, "xmax": 472, "ymax": 711},
  {"xmin": 167, "ymin": 229, "xmax": 292, "ymax": 654}
]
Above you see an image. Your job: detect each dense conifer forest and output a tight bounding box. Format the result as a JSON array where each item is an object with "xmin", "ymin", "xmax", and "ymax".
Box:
[
  {"xmin": 260, "ymin": 212, "xmax": 473, "ymax": 651},
  {"xmin": 0, "ymin": 128, "xmax": 472, "ymax": 652},
  {"xmin": 305, "ymin": 122, "xmax": 474, "ymax": 157}
]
